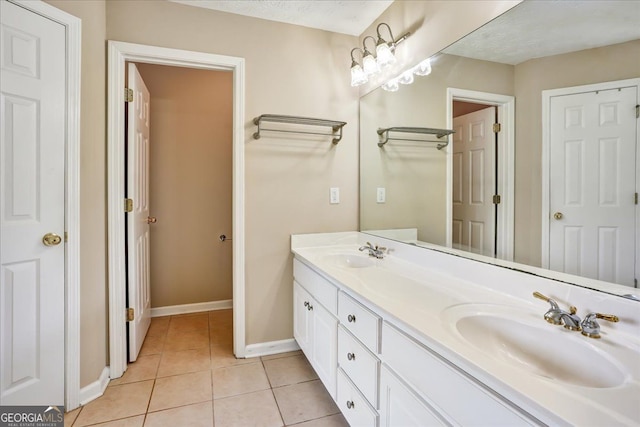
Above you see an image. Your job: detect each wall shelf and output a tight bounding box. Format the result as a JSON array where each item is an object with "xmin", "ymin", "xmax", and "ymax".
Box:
[
  {"xmin": 253, "ymin": 114, "xmax": 347, "ymax": 145},
  {"xmin": 377, "ymin": 127, "xmax": 455, "ymax": 149}
]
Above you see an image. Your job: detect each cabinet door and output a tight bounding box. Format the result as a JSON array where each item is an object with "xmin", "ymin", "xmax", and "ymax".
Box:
[
  {"xmin": 310, "ymin": 300, "xmax": 338, "ymax": 399},
  {"xmin": 379, "ymin": 367, "xmax": 446, "ymax": 427},
  {"xmin": 293, "ymin": 281, "xmax": 312, "ymax": 355}
]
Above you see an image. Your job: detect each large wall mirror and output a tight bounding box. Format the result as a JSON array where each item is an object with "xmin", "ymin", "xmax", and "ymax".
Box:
[{"xmin": 360, "ymin": 0, "xmax": 640, "ymax": 299}]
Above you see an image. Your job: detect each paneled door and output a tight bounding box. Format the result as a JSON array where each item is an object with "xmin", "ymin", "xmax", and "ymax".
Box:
[
  {"xmin": 0, "ymin": 0, "xmax": 66, "ymax": 405},
  {"xmin": 126, "ymin": 63, "xmax": 151, "ymax": 361},
  {"xmin": 549, "ymin": 86, "xmax": 637, "ymax": 286},
  {"xmin": 452, "ymin": 107, "xmax": 496, "ymax": 256}
]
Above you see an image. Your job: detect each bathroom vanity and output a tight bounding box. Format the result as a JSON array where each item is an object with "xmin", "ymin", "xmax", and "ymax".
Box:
[{"xmin": 291, "ymin": 232, "xmax": 640, "ymax": 426}]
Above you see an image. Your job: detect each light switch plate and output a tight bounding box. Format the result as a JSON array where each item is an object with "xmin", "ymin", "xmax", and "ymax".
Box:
[
  {"xmin": 330, "ymin": 187, "xmax": 340, "ymax": 204},
  {"xmin": 377, "ymin": 187, "xmax": 386, "ymax": 203}
]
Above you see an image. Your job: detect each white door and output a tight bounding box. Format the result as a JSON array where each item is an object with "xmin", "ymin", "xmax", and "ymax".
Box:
[
  {"xmin": 126, "ymin": 63, "xmax": 151, "ymax": 361},
  {"xmin": 549, "ymin": 86, "xmax": 637, "ymax": 286},
  {"xmin": 452, "ymin": 107, "xmax": 496, "ymax": 256},
  {"xmin": 0, "ymin": 0, "xmax": 65, "ymax": 405}
]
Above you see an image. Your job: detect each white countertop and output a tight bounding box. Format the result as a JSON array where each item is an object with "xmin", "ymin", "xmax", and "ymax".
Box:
[{"xmin": 291, "ymin": 232, "xmax": 640, "ymax": 426}]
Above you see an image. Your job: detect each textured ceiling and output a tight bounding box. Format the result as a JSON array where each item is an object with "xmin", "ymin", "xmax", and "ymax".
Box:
[
  {"xmin": 443, "ymin": 0, "xmax": 640, "ymax": 65},
  {"xmin": 170, "ymin": 0, "xmax": 394, "ymax": 36}
]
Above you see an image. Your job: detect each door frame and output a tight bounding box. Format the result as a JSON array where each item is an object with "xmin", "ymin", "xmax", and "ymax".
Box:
[
  {"xmin": 541, "ymin": 78, "xmax": 640, "ymax": 271},
  {"xmin": 446, "ymin": 88, "xmax": 515, "ymax": 261},
  {"xmin": 107, "ymin": 41, "xmax": 246, "ymax": 379},
  {"xmin": 5, "ymin": 0, "xmax": 82, "ymax": 410}
]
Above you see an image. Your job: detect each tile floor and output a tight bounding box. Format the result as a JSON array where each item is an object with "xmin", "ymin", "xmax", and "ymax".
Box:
[{"xmin": 65, "ymin": 310, "xmax": 348, "ymax": 427}]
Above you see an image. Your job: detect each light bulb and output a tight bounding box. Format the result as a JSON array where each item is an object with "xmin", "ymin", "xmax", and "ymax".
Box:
[
  {"xmin": 397, "ymin": 70, "xmax": 414, "ymax": 85},
  {"xmin": 375, "ymin": 40, "xmax": 396, "ymax": 68},
  {"xmin": 350, "ymin": 62, "xmax": 368, "ymax": 87},
  {"xmin": 381, "ymin": 79, "xmax": 399, "ymax": 92},
  {"xmin": 413, "ymin": 58, "xmax": 432, "ymax": 76},
  {"xmin": 362, "ymin": 50, "xmax": 379, "ymax": 76}
]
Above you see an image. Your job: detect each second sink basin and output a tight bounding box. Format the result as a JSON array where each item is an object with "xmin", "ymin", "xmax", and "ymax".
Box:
[{"xmin": 443, "ymin": 304, "xmax": 628, "ymax": 389}]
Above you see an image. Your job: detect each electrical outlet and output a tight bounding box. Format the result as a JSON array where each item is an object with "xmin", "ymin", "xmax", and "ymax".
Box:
[
  {"xmin": 377, "ymin": 187, "xmax": 386, "ymax": 203},
  {"xmin": 330, "ymin": 187, "xmax": 340, "ymax": 204}
]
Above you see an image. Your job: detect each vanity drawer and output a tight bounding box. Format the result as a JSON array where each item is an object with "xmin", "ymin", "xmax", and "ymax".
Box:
[
  {"xmin": 338, "ymin": 292, "xmax": 380, "ymax": 353},
  {"xmin": 337, "ymin": 368, "xmax": 378, "ymax": 427},
  {"xmin": 294, "ymin": 259, "xmax": 337, "ymax": 314},
  {"xmin": 381, "ymin": 323, "xmax": 537, "ymax": 426},
  {"xmin": 338, "ymin": 326, "xmax": 379, "ymax": 407}
]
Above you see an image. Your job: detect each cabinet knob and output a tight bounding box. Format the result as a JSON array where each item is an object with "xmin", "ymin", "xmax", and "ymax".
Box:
[
  {"xmin": 346, "ymin": 401, "xmax": 355, "ymax": 409},
  {"xmin": 307, "ymin": 304, "xmax": 313, "ymax": 311},
  {"xmin": 347, "ymin": 314, "xmax": 356, "ymax": 323},
  {"xmin": 303, "ymin": 301, "xmax": 309, "ymax": 307},
  {"xmin": 347, "ymin": 352, "xmax": 355, "ymax": 361}
]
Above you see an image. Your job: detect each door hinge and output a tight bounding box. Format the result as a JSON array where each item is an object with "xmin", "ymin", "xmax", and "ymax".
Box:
[
  {"xmin": 493, "ymin": 194, "xmax": 501, "ymax": 204},
  {"xmin": 635, "ymin": 278, "xmax": 638, "ymax": 288},
  {"xmin": 125, "ymin": 198, "xmax": 133, "ymax": 212},
  {"xmin": 64, "ymin": 231, "xmax": 68, "ymax": 243},
  {"xmin": 127, "ymin": 308, "xmax": 134, "ymax": 322},
  {"xmin": 493, "ymin": 123, "xmax": 501, "ymax": 133},
  {"xmin": 636, "ymin": 104, "xmax": 639, "ymax": 119},
  {"xmin": 635, "ymin": 193, "xmax": 638, "ymax": 205},
  {"xmin": 125, "ymin": 88, "xmax": 133, "ymax": 103}
]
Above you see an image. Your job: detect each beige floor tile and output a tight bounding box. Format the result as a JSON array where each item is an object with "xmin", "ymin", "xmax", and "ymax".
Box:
[
  {"xmin": 213, "ymin": 390, "xmax": 283, "ymax": 427},
  {"xmin": 90, "ymin": 415, "xmax": 145, "ymax": 426},
  {"xmin": 149, "ymin": 371, "xmax": 212, "ymax": 412},
  {"xmin": 263, "ymin": 354, "xmax": 318, "ymax": 387},
  {"xmin": 209, "ymin": 328, "xmax": 233, "ymax": 348},
  {"xmin": 211, "ymin": 345, "xmax": 259, "ymax": 369},
  {"xmin": 168, "ymin": 313, "xmax": 209, "ymax": 333},
  {"xmin": 212, "ymin": 362, "xmax": 270, "ymax": 399},
  {"xmin": 64, "ymin": 407, "xmax": 80, "ymax": 426},
  {"xmin": 163, "ymin": 328, "xmax": 209, "ymax": 352},
  {"xmin": 139, "ymin": 334, "xmax": 165, "ymax": 356},
  {"xmin": 273, "ymin": 380, "xmax": 339, "ymax": 425},
  {"xmin": 144, "ymin": 401, "xmax": 213, "ymax": 427},
  {"xmin": 261, "ymin": 350, "xmax": 303, "ymax": 361},
  {"xmin": 73, "ymin": 381, "xmax": 153, "ymax": 426},
  {"xmin": 147, "ymin": 317, "xmax": 170, "ymax": 337},
  {"xmin": 157, "ymin": 347, "xmax": 210, "ymax": 377},
  {"xmin": 109, "ymin": 355, "xmax": 160, "ymax": 386},
  {"xmin": 287, "ymin": 413, "xmax": 349, "ymax": 427}
]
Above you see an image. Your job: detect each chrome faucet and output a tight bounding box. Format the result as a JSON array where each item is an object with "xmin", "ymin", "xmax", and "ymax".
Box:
[
  {"xmin": 359, "ymin": 242, "xmax": 386, "ymax": 259},
  {"xmin": 581, "ymin": 312, "xmax": 619, "ymax": 339},
  {"xmin": 533, "ymin": 292, "xmax": 582, "ymax": 331}
]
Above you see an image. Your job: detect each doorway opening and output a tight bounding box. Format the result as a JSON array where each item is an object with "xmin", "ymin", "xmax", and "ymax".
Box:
[
  {"xmin": 446, "ymin": 88, "xmax": 515, "ymax": 261},
  {"xmin": 108, "ymin": 41, "xmax": 246, "ymax": 380}
]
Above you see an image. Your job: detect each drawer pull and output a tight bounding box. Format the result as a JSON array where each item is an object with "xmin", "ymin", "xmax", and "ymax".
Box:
[
  {"xmin": 347, "ymin": 352, "xmax": 356, "ymax": 361},
  {"xmin": 346, "ymin": 400, "xmax": 355, "ymax": 409},
  {"xmin": 347, "ymin": 314, "xmax": 356, "ymax": 323}
]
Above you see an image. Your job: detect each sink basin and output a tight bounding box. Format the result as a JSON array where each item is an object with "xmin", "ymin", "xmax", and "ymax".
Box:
[
  {"xmin": 322, "ymin": 253, "xmax": 375, "ymax": 268},
  {"xmin": 443, "ymin": 304, "xmax": 628, "ymax": 388}
]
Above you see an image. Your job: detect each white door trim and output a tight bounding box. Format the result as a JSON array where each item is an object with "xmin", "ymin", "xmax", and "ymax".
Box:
[
  {"xmin": 541, "ymin": 78, "xmax": 640, "ymax": 270},
  {"xmin": 6, "ymin": 0, "xmax": 82, "ymax": 410},
  {"xmin": 107, "ymin": 41, "xmax": 246, "ymax": 379},
  {"xmin": 446, "ymin": 88, "xmax": 515, "ymax": 261}
]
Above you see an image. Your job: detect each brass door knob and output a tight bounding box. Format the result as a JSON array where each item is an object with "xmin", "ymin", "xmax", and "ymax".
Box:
[
  {"xmin": 42, "ymin": 233, "xmax": 62, "ymax": 246},
  {"xmin": 553, "ymin": 212, "xmax": 563, "ymax": 220},
  {"xmin": 146, "ymin": 217, "xmax": 157, "ymax": 224}
]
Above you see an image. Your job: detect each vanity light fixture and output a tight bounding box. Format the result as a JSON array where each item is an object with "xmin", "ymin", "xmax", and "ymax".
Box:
[
  {"xmin": 381, "ymin": 57, "xmax": 433, "ymax": 92},
  {"xmin": 349, "ymin": 22, "xmax": 411, "ymax": 87}
]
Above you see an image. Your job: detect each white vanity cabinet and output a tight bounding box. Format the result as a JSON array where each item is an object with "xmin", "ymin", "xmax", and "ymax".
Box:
[{"xmin": 293, "ymin": 260, "xmax": 338, "ymax": 399}]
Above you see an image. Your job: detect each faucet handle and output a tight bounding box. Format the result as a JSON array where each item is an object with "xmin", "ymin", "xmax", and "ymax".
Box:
[
  {"xmin": 581, "ymin": 312, "xmax": 619, "ymax": 339},
  {"xmin": 532, "ymin": 291, "xmax": 552, "ymax": 302},
  {"xmin": 533, "ymin": 291, "xmax": 564, "ymax": 324}
]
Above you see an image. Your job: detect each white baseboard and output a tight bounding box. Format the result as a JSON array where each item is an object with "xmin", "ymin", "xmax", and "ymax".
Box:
[
  {"xmin": 244, "ymin": 338, "xmax": 300, "ymax": 358},
  {"xmin": 150, "ymin": 299, "xmax": 233, "ymax": 317},
  {"xmin": 79, "ymin": 366, "xmax": 110, "ymax": 406}
]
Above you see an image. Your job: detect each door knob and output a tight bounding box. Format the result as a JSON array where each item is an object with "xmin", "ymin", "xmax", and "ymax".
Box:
[
  {"xmin": 553, "ymin": 212, "xmax": 563, "ymax": 220},
  {"xmin": 146, "ymin": 217, "xmax": 157, "ymax": 224},
  {"xmin": 42, "ymin": 233, "xmax": 62, "ymax": 246}
]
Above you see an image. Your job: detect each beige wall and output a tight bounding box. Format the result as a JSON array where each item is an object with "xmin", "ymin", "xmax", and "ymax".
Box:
[
  {"xmin": 135, "ymin": 64, "xmax": 233, "ymax": 308},
  {"xmin": 44, "ymin": 0, "xmax": 107, "ymax": 388},
  {"xmin": 360, "ymin": 54, "xmax": 514, "ymax": 244},
  {"xmin": 514, "ymin": 40, "xmax": 640, "ymax": 266},
  {"xmin": 39, "ymin": 0, "xmax": 527, "ymax": 390}
]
